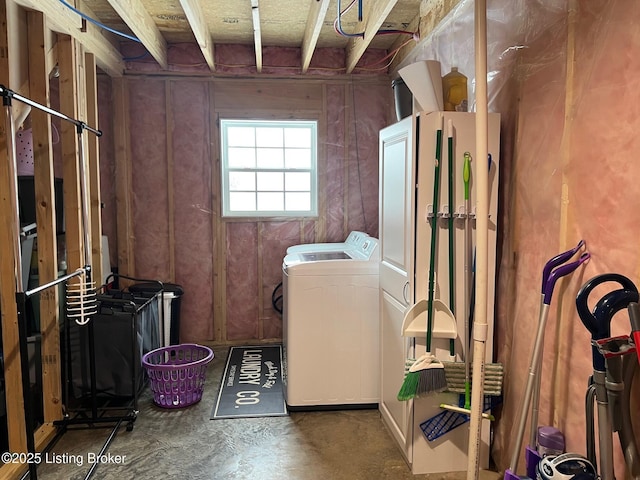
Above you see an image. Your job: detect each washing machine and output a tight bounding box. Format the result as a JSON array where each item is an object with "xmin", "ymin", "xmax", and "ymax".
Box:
[
  {"xmin": 285, "ymin": 230, "xmax": 370, "ymax": 255},
  {"xmin": 282, "ymin": 236, "xmax": 380, "ymax": 409}
]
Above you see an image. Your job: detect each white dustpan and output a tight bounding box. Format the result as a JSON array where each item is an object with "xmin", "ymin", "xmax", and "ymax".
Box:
[{"xmin": 401, "ymin": 297, "xmax": 457, "ymax": 338}]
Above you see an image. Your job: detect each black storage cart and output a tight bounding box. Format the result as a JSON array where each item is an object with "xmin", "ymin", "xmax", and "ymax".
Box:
[{"xmin": 59, "ymin": 275, "xmax": 163, "ymax": 432}]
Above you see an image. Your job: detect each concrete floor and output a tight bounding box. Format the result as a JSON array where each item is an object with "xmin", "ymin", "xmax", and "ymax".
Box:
[{"xmin": 35, "ymin": 346, "xmax": 502, "ymax": 480}]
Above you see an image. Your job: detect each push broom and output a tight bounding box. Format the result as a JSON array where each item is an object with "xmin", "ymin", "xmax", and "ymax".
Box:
[{"xmin": 397, "ymin": 115, "xmax": 448, "ymax": 401}]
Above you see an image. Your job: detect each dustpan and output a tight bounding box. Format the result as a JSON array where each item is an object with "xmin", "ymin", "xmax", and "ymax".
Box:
[{"xmin": 401, "ymin": 297, "xmax": 457, "ymax": 339}]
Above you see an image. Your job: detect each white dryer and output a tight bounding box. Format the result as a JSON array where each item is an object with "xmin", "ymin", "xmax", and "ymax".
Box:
[
  {"xmin": 282, "ymin": 236, "xmax": 380, "ymax": 409},
  {"xmin": 285, "ymin": 230, "xmax": 370, "ymax": 255}
]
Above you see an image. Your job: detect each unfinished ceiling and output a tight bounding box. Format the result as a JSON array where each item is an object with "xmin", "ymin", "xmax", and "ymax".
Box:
[{"xmin": 72, "ymin": 0, "xmax": 422, "ymax": 73}]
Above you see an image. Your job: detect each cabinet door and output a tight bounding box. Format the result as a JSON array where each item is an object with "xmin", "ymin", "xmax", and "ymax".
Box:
[
  {"xmin": 380, "ymin": 290, "xmax": 413, "ymax": 462},
  {"xmin": 379, "ymin": 116, "xmax": 415, "ymax": 303},
  {"xmin": 378, "ymin": 116, "xmax": 416, "ymax": 463}
]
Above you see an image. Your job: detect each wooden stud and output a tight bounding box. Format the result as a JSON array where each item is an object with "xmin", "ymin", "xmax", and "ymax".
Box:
[
  {"xmin": 317, "ymin": 84, "xmax": 328, "ymax": 242},
  {"xmin": 85, "ymin": 52, "xmax": 104, "ymax": 287},
  {"xmin": 0, "ymin": 0, "xmax": 28, "ymax": 456},
  {"xmin": 105, "ymin": 0, "xmax": 168, "ymax": 69},
  {"xmin": 250, "ymin": 0, "xmax": 262, "ymax": 73},
  {"xmin": 178, "ymin": 0, "xmax": 215, "ymax": 71},
  {"xmin": 343, "ymin": 83, "xmax": 351, "ymax": 235},
  {"xmin": 12, "ymin": 0, "xmax": 124, "ymax": 77},
  {"xmin": 345, "ymin": 0, "xmax": 399, "ymax": 74},
  {"xmin": 113, "ymin": 77, "xmax": 135, "ymax": 278},
  {"xmin": 257, "ymin": 222, "xmax": 264, "ymax": 339},
  {"xmin": 165, "ymin": 80, "xmax": 176, "ymax": 281},
  {"xmin": 27, "ymin": 9, "xmax": 63, "ymax": 424},
  {"xmin": 301, "ymin": 0, "xmax": 330, "ymax": 73},
  {"xmin": 57, "ymin": 34, "xmax": 84, "ymax": 275},
  {"xmin": 209, "ymin": 83, "xmax": 225, "ymax": 342}
]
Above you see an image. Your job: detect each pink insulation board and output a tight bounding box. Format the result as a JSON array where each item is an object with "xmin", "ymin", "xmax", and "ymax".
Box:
[
  {"xmin": 170, "ymin": 81, "xmax": 215, "ymax": 342},
  {"xmin": 100, "ymin": 46, "xmax": 393, "ymax": 346},
  {"xmin": 225, "ymin": 222, "xmax": 260, "ymax": 341},
  {"xmin": 128, "ymin": 79, "xmax": 172, "ymax": 281}
]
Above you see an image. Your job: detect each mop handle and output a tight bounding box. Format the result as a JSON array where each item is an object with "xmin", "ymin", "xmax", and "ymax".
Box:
[
  {"xmin": 508, "ymin": 249, "xmax": 590, "ymax": 473},
  {"xmin": 426, "ymin": 124, "xmax": 443, "ymax": 352},
  {"xmin": 447, "ymin": 120, "xmax": 455, "ymax": 357}
]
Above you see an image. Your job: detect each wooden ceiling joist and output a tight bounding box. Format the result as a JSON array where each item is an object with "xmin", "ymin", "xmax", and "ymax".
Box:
[
  {"xmin": 250, "ymin": 0, "xmax": 262, "ymax": 72},
  {"xmin": 301, "ymin": 0, "xmax": 330, "ymax": 73},
  {"xmin": 345, "ymin": 0, "xmax": 399, "ymax": 73},
  {"xmin": 12, "ymin": 0, "xmax": 125, "ymax": 77},
  {"xmin": 178, "ymin": 0, "xmax": 215, "ymax": 71},
  {"xmin": 105, "ymin": 0, "xmax": 168, "ymax": 69}
]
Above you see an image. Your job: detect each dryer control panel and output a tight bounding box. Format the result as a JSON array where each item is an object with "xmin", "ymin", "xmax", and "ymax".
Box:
[{"xmin": 358, "ymin": 237, "xmax": 379, "ymax": 260}]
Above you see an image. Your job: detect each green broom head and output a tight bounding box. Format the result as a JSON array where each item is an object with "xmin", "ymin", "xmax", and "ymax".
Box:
[
  {"xmin": 397, "ymin": 370, "xmax": 420, "ymax": 401},
  {"xmin": 397, "ymin": 354, "xmax": 447, "ymax": 401}
]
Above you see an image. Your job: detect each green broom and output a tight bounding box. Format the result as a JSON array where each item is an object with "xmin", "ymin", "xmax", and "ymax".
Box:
[{"xmin": 397, "ymin": 118, "xmax": 447, "ymax": 401}]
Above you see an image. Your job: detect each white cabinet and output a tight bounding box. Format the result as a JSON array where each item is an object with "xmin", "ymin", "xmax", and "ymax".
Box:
[
  {"xmin": 379, "ymin": 115, "xmax": 416, "ymax": 463},
  {"xmin": 379, "ymin": 111, "xmax": 500, "ymax": 474}
]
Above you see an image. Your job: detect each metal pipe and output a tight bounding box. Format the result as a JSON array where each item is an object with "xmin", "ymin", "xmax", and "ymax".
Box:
[
  {"xmin": 593, "ymin": 369, "xmax": 615, "ymax": 480},
  {"xmin": 508, "ymin": 303, "xmax": 549, "ymax": 471},
  {"xmin": 25, "ymin": 268, "xmax": 85, "ymax": 298},
  {"xmin": 335, "ymin": 0, "xmax": 365, "ymax": 38},
  {"xmin": 84, "ymin": 419, "xmax": 123, "ymax": 480},
  {"xmin": 0, "ymin": 84, "xmax": 101, "ymax": 137},
  {"xmin": 585, "ymin": 383, "xmax": 597, "ymax": 469}
]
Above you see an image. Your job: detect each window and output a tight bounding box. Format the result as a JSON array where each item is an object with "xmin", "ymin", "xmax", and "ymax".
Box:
[{"xmin": 220, "ymin": 119, "xmax": 318, "ymax": 217}]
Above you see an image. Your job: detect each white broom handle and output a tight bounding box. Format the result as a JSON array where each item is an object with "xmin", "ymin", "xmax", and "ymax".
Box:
[{"xmin": 467, "ymin": 0, "xmax": 489, "ymax": 479}]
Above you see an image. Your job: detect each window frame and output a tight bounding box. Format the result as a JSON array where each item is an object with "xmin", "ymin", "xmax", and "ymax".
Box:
[{"xmin": 220, "ymin": 118, "xmax": 319, "ymax": 218}]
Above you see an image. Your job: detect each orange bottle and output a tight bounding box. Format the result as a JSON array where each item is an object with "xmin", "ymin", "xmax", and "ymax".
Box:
[{"xmin": 442, "ymin": 67, "xmax": 468, "ymax": 112}]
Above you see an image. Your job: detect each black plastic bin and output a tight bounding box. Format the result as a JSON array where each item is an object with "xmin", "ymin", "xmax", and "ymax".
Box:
[{"xmin": 128, "ymin": 282, "xmax": 183, "ymax": 346}]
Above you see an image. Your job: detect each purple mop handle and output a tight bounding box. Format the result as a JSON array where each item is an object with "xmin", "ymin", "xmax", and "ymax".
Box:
[
  {"xmin": 541, "ymin": 240, "xmax": 585, "ymax": 294},
  {"xmin": 543, "ymin": 252, "xmax": 590, "ymax": 305}
]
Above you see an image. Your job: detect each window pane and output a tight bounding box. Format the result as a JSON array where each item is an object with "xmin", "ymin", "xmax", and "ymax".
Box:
[
  {"xmin": 256, "ymin": 127, "xmax": 283, "ymax": 147},
  {"xmin": 229, "ymin": 192, "xmax": 256, "ymax": 211},
  {"xmin": 285, "ymin": 128, "xmax": 311, "ymax": 148},
  {"xmin": 256, "ymin": 148, "xmax": 284, "ymax": 169},
  {"xmin": 229, "ymin": 171, "xmax": 255, "ymax": 191},
  {"xmin": 227, "ymin": 126, "xmax": 255, "ymax": 147},
  {"xmin": 285, "ymin": 192, "xmax": 310, "ymax": 211},
  {"xmin": 257, "ymin": 192, "xmax": 284, "ymax": 211},
  {"xmin": 285, "ymin": 172, "xmax": 310, "ymax": 191},
  {"xmin": 221, "ymin": 119, "xmax": 317, "ymax": 217},
  {"xmin": 228, "ymin": 147, "xmax": 256, "ymax": 168},
  {"xmin": 285, "ymin": 149, "xmax": 311, "ymax": 169},
  {"xmin": 257, "ymin": 172, "xmax": 284, "ymax": 191}
]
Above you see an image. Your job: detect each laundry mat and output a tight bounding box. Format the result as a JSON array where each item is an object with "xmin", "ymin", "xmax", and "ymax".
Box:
[{"xmin": 211, "ymin": 345, "xmax": 287, "ymax": 419}]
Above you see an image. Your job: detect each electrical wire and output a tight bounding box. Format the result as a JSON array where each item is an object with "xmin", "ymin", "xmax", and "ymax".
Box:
[
  {"xmin": 334, "ymin": 0, "xmax": 365, "ymax": 38},
  {"xmin": 354, "ymin": 37, "xmax": 415, "ymax": 71},
  {"xmin": 57, "ymin": 0, "xmax": 141, "ymax": 43},
  {"xmin": 334, "ymin": 0, "xmax": 418, "ymax": 39}
]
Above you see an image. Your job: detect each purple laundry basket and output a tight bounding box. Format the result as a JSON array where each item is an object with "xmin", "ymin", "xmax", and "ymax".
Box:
[{"xmin": 142, "ymin": 343, "xmax": 214, "ymax": 408}]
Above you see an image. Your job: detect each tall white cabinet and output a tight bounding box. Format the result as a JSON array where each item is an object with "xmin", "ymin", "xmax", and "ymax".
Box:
[
  {"xmin": 379, "ymin": 115, "xmax": 416, "ymax": 460},
  {"xmin": 379, "ymin": 111, "xmax": 501, "ymax": 474}
]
